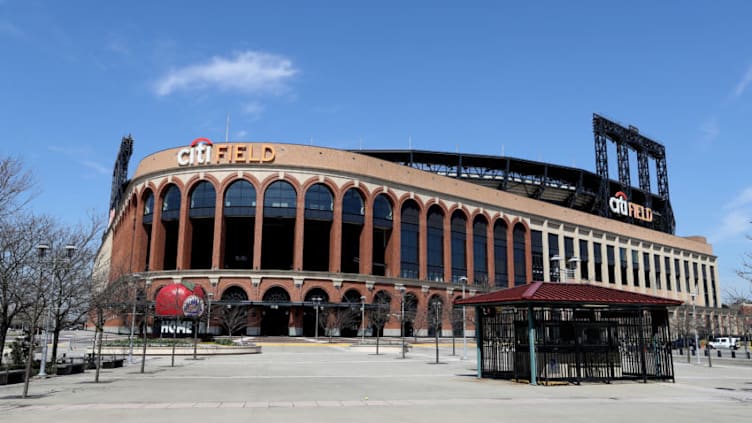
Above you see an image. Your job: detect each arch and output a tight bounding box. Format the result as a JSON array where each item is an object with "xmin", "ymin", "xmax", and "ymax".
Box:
[
  {"xmin": 450, "ymin": 210, "xmax": 467, "ymax": 283},
  {"xmin": 371, "ymin": 193, "xmax": 394, "ymax": 277},
  {"xmin": 472, "ymin": 215, "xmax": 489, "ymax": 285},
  {"xmin": 426, "ymin": 205, "xmax": 444, "ymax": 282},
  {"xmin": 513, "ymin": 222, "xmax": 528, "ymax": 286},
  {"xmin": 261, "ymin": 180, "xmax": 297, "ymax": 270},
  {"xmin": 160, "ymin": 184, "xmax": 181, "ymax": 270},
  {"xmin": 302, "ymin": 287, "xmax": 330, "ymax": 337},
  {"xmin": 140, "ymin": 189, "xmax": 155, "ymax": 271},
  {"xmin": 223, "ymin": 180, "xmax": 257, "ymax": 269},
  {"xmin": 218, "ymin": 286, "xmax": 249, "ymax": 336},
  {"xmin": 221, "ymin": 286, "xmax": 249, "ymax": 301},
  {"xmin": 303, "ymin": 183, "xmax": 333, "ymax": 271},
  {"xmin": 260, "ymin": 286, "xmax": 291, "ymax": 336},
  {"xmin": 304, "ymin": 287, "xmax": 330, "ymax": 303},
  {"xmin": 341, "ymin": 289, "xmax": 364, "ymax": 304},
  {"xmin": 188, "ymin": 181, "xmax": 216, "ymax": 269},
  {"xmin": 493, "ymin": 219, "xmax": 509, "ymax": 288},
  {"xmin": 428, "ymin": 295, "xmax": 444, "ymax": 337},
  {"xmin": 341, "ymin": 188, "xmax": 365, "ymax": 274},
  {"xmin": 400, "ymin": 200, "xmax": 421, "ymax": 279}
]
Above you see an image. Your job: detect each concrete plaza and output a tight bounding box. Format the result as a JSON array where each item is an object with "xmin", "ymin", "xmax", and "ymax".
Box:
[{"xmin": 1, "ymin": 340, "xmax": 750, "ymax": 422}]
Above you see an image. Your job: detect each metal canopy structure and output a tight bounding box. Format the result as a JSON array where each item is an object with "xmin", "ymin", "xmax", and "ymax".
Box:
[
  {"xmin": 456, "ymin": 282, "xmax": 682, "ymax": 385},
  {"xmin": 355, "ymin": 114, "xmax": 675, "ymax": 234}
]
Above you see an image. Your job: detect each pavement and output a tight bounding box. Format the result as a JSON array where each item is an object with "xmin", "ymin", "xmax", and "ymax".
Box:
[{"xmin": 1, "ymin": 339, "xmax": 750, "ymax": 422}]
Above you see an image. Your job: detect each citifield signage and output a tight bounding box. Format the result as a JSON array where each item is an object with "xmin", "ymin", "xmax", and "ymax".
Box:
[
  {"xmin": 609, "ymin": 191, "xmax": 653, "ymax": 223},
  {"xmin": 177, "ymin": 138, "xmax": 276, "ymax": 166}
]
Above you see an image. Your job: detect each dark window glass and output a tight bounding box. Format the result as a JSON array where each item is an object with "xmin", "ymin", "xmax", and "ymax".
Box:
[
  {"xmin": 674, "ymin": 259, "xmax": 681, "ymax": 292},
  {"xmin": 224, "ymin": 180, "xmax": 256, "ymax": 217},
  {"xmin": 631, "ymin": 250, "xmax": 640, "ymax": 287},
  {"xmin": 161, "ymin": 185, "xmax": 181, "ymax": 221},
  {"xmin": 579, "ymin": 239, "xmax": 589, "ymax": 280},
  {"xmin": 450, "ymin": 212, "xmax": 467, "ymax": 283},
  {"xmin": 531, "ymin": 230, "xmax": 544, "ymax": 281},
  {"xmin": 513, "ymin": 224, "xmax": 527, "ymax": 286},
  {"xmin": 494, "ymin": 221, "xmax": 508, "ymax": 287},
  {"xmin": 692, "ymin": 262, "xmax": 699, "ymax": 294},
  {"xmin": 684, "ymin": 260, "xmax": 690, "ymax": 293},
  {"xmin": 190, "ymin": 181, "xmax": 216, "ymax": 219},
  {"xmin": 400, "ymin": 201, "xmax": 420, "ymax": 279},
  {"xmin": 593, "ymin": 242, "xmax": 602, "ymax": 282},
  {"xmin": 665, "ymin": 257, "xmax": 671, "ymax": 291},
  {"xmin": 710, "ymin": 265, "xmax": 717, "ymax": 307},
  {"xmin": 143, "ymin": 191, "xmax": 154, "ymax": 224},
  {"xmin": 702, "ymin": 264, "xmax": 709, "ymax": 307},
  {"xmin": 654, "ymin": 254, "xmax": 661, "ymax": 289},
  {"xmin": 342, "ymin": 189, "xmax": 364, "ymax": 224},
  {"xmin": 473, "ymin": 217, "xmax": 488, "ymax": 285},
  {"xmin": 427, "ymin": 207, "xmax": 444, "ymax": 281},
  {"xmin": 548, "ymin": 233, "xmax": 560, "ymax": 281},
  {"xmin": 643, "ymin": 252, "xmax": 651, "ymax": 288},
  {"xmin": 304, "ymin": 184, "xmax": 333, "ymax": 221},
  {"xmin": 620, "ymin": 247, "xmax": 628, "ymax": 285},
  {"xmin": 373, "ymin": 195, "xmax": 393, "ymax": 229},
  {"xmin": 264, "ymin": 180, "xmax": 297, "ymax": 218},
  {"xmin": 606, "ymin": 245, "xmax": 615, "ymax": 284}
]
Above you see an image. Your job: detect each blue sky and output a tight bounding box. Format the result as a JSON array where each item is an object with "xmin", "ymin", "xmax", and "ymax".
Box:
[{"xmin": 2, "ymin": 1, "xmax": 751, "ymax": 299}]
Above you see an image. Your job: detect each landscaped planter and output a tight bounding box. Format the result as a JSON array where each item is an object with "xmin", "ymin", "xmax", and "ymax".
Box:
[{"xmin": 0, "ymin": 369, "xmax": 30, "ymax": 385}]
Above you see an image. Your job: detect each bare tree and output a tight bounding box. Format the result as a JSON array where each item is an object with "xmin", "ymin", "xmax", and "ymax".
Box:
[
  {"xmin": 88, "ymin": 273, "xmax": 129, "ymax": 383},
  {"xmin": 216, "ymin": 304, "xmax": 248, "ymax": 339},
  {"xmin": 368, "ymin": 293, "xmax": 392, "ymax": 355},
  {"xmin": 321, "ymin": 306, "xmax": 359, "ymax": 342},
  {"xmin": 0, "ymin": 157, "xmax": 34, "ymax": 220}
]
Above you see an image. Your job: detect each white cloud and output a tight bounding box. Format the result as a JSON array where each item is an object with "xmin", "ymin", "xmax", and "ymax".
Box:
[
  {"xmin": 710, "ymin": 187, "xmax": 752, "ymax": 243},
  {"xmin": 733, "ymin": 65, "xmax": 752, "ymax": 98},
  {"xmin": 154, "ymin": 51, "xmax": 297, "ymax": 97},
  {"xmin": 80, "ymin": 160, "xmax": 109, "ymax": 175},
  {"xmin": 236, "ymin": 130, "xmax": 248, "ymax": 139},
  {"xmin": 242, "ymin": 101, "xmax": 265, "ymax": 120}
]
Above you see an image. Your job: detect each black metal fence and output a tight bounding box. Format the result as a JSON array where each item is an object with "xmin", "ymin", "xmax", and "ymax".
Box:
[{"xmin": 478, "ymin": 306, "xmax": 674, "ymax": 384}]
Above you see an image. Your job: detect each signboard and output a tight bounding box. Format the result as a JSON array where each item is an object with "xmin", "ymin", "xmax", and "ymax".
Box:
[
  {"xmin": 160, "ymin": 320, "xmax": 194, "ymax": 335},
  {"xmin": 177, "ymin": 138, "xmax": 276, "ymax": 166},
  {"xmin": 182, "ymin": 295, "xmax": 205, "ymax": 317},
  {"xmin": 609, "ymin": 191, "xmax": 653, "ymax": 223}
]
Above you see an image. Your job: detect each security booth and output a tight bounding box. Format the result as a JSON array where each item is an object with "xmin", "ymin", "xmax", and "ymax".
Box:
[{"xmin": 455, "ymin": 282, "xmax": 681, "ymax": 385}]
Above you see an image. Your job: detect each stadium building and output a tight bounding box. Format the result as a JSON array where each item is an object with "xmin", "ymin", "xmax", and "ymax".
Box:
[{"xmin": 96, "ymin": 114, "xmax": 738, "ymax": 338}]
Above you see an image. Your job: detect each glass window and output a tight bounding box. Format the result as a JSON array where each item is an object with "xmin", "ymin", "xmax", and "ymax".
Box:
[
  {"xmin": 304, "ymin": 184, "xmax": 333, "ymax": 221},
  {"xmin": 224, "ymin": 180, "xmax": 256, "ymax": 217},
  {"xmin": 427, "ymin": 207, "xmax": 444, "ymax": 282},
  {"xmin": 643, "ymin": 252, "xmax": 651, "ymax": 288},
  {"xmin": 593, "ymin": 242, "xmax": 602, "ymax": 282},
  {"xmin": 548, "ymin": 233, "xmax": 560, "ymax": 281},
  {"xmin": 513, "ymin": 224, "xmax": 527, "ymax": 286},
  {"xmin": 620, "ymin": 247, "xmax": 628, "ymax": 286},
  {"xmin": 264, "ymin": 180, "xmax": 297, "ymax": 218},
  {"xmin": 631, "ymin": 250, "xmax": 640, "ymax": 287},
  {"xmin": 579, "ymin": 239, "xmax": 589, "ymax": 280},
  {"xmin": 189, "ymin": 181, "xmax": 216, "ymax": 218},
  {"xmin": 701, "ymin": 264, "xmax": 709, "ymax": 307},
  {"xmin": 494, "ymin": 221, "xmax": 508, "ymax": 287},
  {"xmin": 473, "ymin": 217, "xmax": 488, "ymax": 285},
  {"xmin": 373, "ymin": 194, "xmax": 393, "ymax": 229},
  {"xmin": 531, "ymin": 230, "xmax": 544, "ymax": 281},
  {"xmin": 654, "ymin": 254, "xmax": 661, "ymax": 289},
  {"xmin": 342, "ymin": 189, "xmax": 364, "ymax": 224},
  {"xmin": 606, "ymin": 245, "xmax": 615, "ymax": 284},
  {"xmin": 710, "ymin": 265, "xmax": 717, "ymax": 307},
  {"xmin": 400, "ymin": 201, "xmax": 420, "ymax": 279},
  {"xmin": 143, "ymin": 191, "xmax": 154, "ymax": 224},
  {"xmin": 674, "ymin": 258, "xmax": 681, "ymax": 292},
  {"xmin": 161, "ymin": 184, "xmax": 181, "ymax": 221},
  {"xmin": 664, "ymin": 257, "xmax": 671, "ymax": 291},
  {"xmin": 450, "ymin": 212, "xmax": 467, "ymax": 283}
]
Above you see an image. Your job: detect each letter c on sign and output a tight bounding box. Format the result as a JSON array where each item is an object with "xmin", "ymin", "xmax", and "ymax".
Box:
[
  {"xmin": 177, "ymin": 148, "xmax": 191, "ymax": 166},
  {"xmin": 609, "ymin": 197, "xmax": 620, "ymax": 214}
]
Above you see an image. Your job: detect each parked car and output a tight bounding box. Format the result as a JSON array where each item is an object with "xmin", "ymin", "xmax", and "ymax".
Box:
[{"xmin": 707, "ymin": 337, "xmax": 740, "ymax": 350}]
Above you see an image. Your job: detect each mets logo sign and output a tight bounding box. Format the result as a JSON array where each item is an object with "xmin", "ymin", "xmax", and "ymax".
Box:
[
  {"xmin": 182, "ymin": 295, "xmax": 205, "ymax": 317},
  {"xmin": 608, "ymin": 191, "xmax": 653, "ymax": 223}
]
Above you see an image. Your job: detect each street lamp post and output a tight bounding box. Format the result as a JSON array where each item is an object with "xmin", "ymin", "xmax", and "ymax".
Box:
[
  {"xmin": 206, "ymin": 292, "xmax": 214, "ymax": 336},
  {"xmin": 36, "ymin": 243, "xmax": 76, "ymax": 378},
  {"xmin": 312, "ymin": 297, "xmax": 322, "ymax": 339},
  {"xmin": 458, "ymin": 276, "xmax": 468, "ymax": 361},
  {"xmin": 691, "ymin": 291, "xmax": 700, "ymax": 365},
  {"xmin": 399, "ymin": 286, "xmax": 406, "ymax": 359},
  {"xmin": 360, "ymin": 295, "xmax": 366, "ymax": 344}
]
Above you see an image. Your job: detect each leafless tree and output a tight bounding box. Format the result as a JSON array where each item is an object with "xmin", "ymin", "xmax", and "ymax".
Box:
[
  {"xmin": 0, "ymin": 157, "xmax": 34, "ymax": 220},
  {"xmin": 368, "ymin": 293, "xmax": 392, "ymax": 355},
  {"xmin": 321, "ymin": 306, "xmax": 359, "ymax": 342},
  {"xmin": 216, "ymin": 304, "xmax": 248, "ymax": 339},
  {"xmin": 88, "ymin": 271, "xmax": 129, "ymax": 383}
]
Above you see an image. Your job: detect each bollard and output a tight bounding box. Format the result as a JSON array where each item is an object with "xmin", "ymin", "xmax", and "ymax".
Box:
[
  {"xmin": 747, "ymin": 351, "xmax": 751, "ymax": 359},
  {"xmin": 692, "ymin": 348, "xmax": 696, "ymax": 356},
  {"xmin": 717, "ymin": 350, "xmax": 721, "ymax": 358},
  {"xmin": 731, "ymin": 351, "xmax": 735, "ymax": 359},
  {"xmin": 704, "ymin": 349, "xmax": 708, "ymax": 356},
  {"xmin": 679, "ymin": 348, "xmax": 683, "ymax": 355}
]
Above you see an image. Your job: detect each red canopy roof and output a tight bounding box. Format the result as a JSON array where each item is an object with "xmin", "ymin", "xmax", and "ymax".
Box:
[{"xmin": 455, "ymin": 282, "xmax": 683, "ymax": 307}]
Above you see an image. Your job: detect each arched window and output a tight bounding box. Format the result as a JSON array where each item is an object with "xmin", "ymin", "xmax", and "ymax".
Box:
[
  {"xmin": 473, "ymin": 216, "xmax": 488, "ymax": 284},
  {"xmin": 143, "ymin": 191, "xmax": 154, "ymax": 224},
  {"xmin": 304, "ymin": 287, "xmax": 330, "ymax": 303},
  {"xmin": 263, "ymin": 287, "xmax": 291, "ymax": 303},
  {"xmin": 304, "ymin": 183, "xmax": 333, "ymax": 220},
  {"xmin": 161, "ymin": 185, "xmax": 181, "ymax": 221},
  {"xmin": 513, "ymin": 223, "xmax": 528, "ymax": 286},
  {"xmin": 427, "ymin": 206, "xmax": 444, "ymax": 282},
  {"xmin": 373, "ymin": 195, "xmax": 393, "ymax": 228},
  {"xmin": 450, "ymin": 211, "xmax": 467, "ymax": 283},
  {"xmin": 189, "ymin": 181, "xmax": 216, "ymax": 218},
  {"xmin": 189, "ymin": 182, "xmax": 216, "ymax": 269},
  {"xmin": 494, "ymin": 220, "xmax": 508, "ymax": 288},
  {"xmin": 221, "ymin": 286, "xmax": 249, "ymax": 302},
  {"xmin": 224, "ymin": 180, "xmax": 256, "ymax": 217},
  {"xmin": 372, "ymin": 194, "xmax": 393, "ymax": 277},
  {"xmin": 264, "ymin": 180, "xmax": 296, "ymax": 218},
  {"xmin": 262, "ymin": 181, "xmax": 297, "ymax": 270},
  {"xmin": 342, "ymin": 189, "xmax": 365, "ymax": 224},
  {"xmin": 400, "ymin": 201, "xmax": 420, "ymax": 279}
]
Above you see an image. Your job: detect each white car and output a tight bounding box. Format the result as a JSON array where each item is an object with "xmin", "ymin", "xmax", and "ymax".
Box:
[{"xmin": 708, "ymin": 337, "xmax": 740, "ymax": 350}]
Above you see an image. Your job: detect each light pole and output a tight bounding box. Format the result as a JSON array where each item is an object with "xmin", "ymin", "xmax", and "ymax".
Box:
[
  {"xmin": 399, "ymin": 286, "xmax": 406, "ymax": 359},
  {"xmin": 36, "ymin": 243, "xmax": 76, "ymax": 378},
  {"xmin": 360, "ymin": 295, "xmax": 366, "ymax": 344},
  {"xmin": 691, "ymin": 291, "xmax": 700, "ymax": 365},
  {"xmin": 206, "ymin": 292, "xmax": 214, "ymax": 336},
  {"xmin": 127, "ymin": 273, "xmax": 142, "ymax": 365},
  {"xmin": 458, "ymin": 276, "xmax": 468, "ymax": 360},
  {"xmin": 312, "ymin": 297, "xmax": 322, "ymax": 339}
]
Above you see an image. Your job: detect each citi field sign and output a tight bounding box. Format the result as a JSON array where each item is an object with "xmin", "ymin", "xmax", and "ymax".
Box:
[
  {"xmin": 609, "ymin": 191, "xmax": 653, "ymax": 223},
  {"xmin": 177, "ymin": 138, "xmax": 276, "ymax": 166}
]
